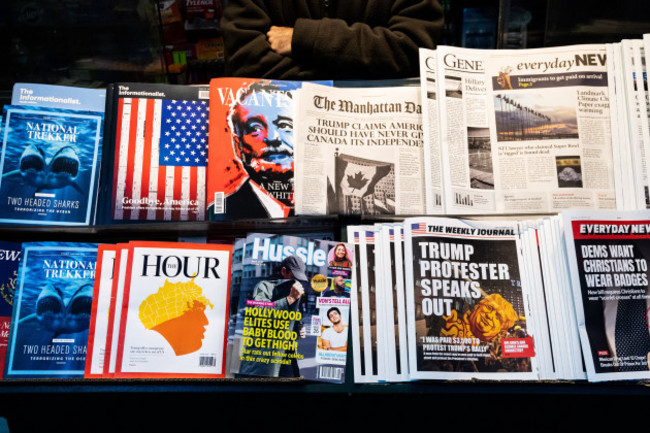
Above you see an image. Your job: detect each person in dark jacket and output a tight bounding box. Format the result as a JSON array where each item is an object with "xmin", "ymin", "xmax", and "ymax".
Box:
[{"xmin": 220, "ymin": 0, "xmax": 444, "ymax": 80}]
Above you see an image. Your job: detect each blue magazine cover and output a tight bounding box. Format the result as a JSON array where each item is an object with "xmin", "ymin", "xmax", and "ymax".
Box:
[
  {"xmin": 11, "ymin": 83, "xmax": 106, "ymax": 113},
  {"xmin": 0, "ymin": 105, "xmax": 103, "ymax": 225},
  {"xmin": 4, "ymin": 242, "xmax": 98, "ymax": 379}
]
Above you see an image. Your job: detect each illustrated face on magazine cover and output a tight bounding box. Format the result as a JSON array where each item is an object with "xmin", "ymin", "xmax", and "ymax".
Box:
[
  {"xmin": 139, "ymin": 280, "xmax": 214, "ymax": 356},
  {"xmin": 230, "ymin": 90, "xmax": 294, "ymax": 180},
  {"xmin": 150, "ymin": 301, "xmax": 210, "ymax": 356}
]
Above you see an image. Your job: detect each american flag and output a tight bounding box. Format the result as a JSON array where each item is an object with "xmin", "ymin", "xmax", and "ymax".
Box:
[
  {"xmin": 112, "ymin": 98, "xmax": 208, "ymax": 221},
  {"xmin": 410, "ymin": 222, "xmax": 428, "ymax": 235}
]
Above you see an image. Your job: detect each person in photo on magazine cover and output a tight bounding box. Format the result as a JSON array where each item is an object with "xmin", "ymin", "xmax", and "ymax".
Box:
[
  {"xmin": 321, "ymin": 307, "xmax": 348, "ymax": 352},
  {"xmin": 221, "ymin": 0, "xmax": 444, "ymax": 80},
  {"xmin": 321, "ymin": 276, "xmax": 350, "ymax": 298},
  {"xmin": 214, "ymin": 81, "xmax": 294, "ymax": 219},
  {"xmin": 329, "ymin": 243, "xmax": 352, "ymax": 268},
  {"xmin": 238, "ymin": 255, "xmax": 307, "ymax": 377}
]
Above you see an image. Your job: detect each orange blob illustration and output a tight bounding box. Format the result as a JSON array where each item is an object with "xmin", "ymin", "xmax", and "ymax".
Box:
[
  {"xmin": 151, "ymin": 300, "xmax": 209, "ymax": 356},
  {"xmin": 442, "ymin": 294, "xmax": 519, "ymax": 342},
  {"xmin": 441, "ymin": 309, "xmax": 473, "ymax": 339},
  {"xmin": 139, "ymin": 279, "xmax": 213, "ymax": 356}
]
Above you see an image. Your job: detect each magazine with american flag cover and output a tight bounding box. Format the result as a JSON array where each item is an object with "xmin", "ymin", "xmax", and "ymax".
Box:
[{"xmin": 103, "ymin": 83, "xmax": 209, "ymax": 222}]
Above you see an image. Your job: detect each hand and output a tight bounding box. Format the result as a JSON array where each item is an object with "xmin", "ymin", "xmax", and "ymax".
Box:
[
  {"xmin": 267, "ymin": 26, "xmax": 293, "ymax": 56},
  {"xmin": 286, "ymin": 281, "xmax": 304, "ymax": 305}
]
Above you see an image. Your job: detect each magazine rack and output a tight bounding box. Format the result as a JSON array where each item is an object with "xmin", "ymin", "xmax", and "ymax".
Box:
[
  {"xmin": 4, "ymin": 0, "xmax": 650, "ymax": 429},
  {"xmin": 0, "ymin": 217, "xmax": 649, "ymax": 430}
]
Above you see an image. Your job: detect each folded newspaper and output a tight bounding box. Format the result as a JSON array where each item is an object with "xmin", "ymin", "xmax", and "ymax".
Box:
[
  {"xmin": 420, "ymin": 44, "xmax": 617, "ymax": 214},
  {"xmin": 295, "ymin": 82, "xmax": 426, "ymax": 216}
]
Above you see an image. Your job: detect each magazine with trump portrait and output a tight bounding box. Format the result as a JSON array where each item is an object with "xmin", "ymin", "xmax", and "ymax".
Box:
[
  {"xmin": 230, "ymin": 233, "xmax": 353, "ymax": 383},
  {"xmin": 114, "ymin": 241, "xmax": 232, "ymax": 378},
  {"xmin": 206, "ymin": 78, "xmax": 330, "ymax": 220}
]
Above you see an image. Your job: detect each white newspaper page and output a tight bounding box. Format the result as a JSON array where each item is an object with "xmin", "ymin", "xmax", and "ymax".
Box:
[
  {"xmin": 295, "ymin": 82, "xmax": 425, "ymax": 216},
  {"xmin": 419, "ymin": 48, "xmax": 445, "ymax": 214},
  {"xmin": 518, "ymin": 221, "xmax": 555, "ymax": 380},
  {"xmin": 614, "ymin": 42, "xmax": 643, "ymax": 210},
  {"xmin": 436, "ymin": 46, "xmax": 495, "ymax": 214},
  {"xmin": 550, "ymin": 215, "xmax": 587, "ymax": 379},
  {"xmin": 390, "ymin": 224, "xmax": 410, "ymax": 382},
  {"xmin": 636, "ymin": 40, "xmax": 650, "ymax": 208},
  {"xmin": 375, "ymin": 224, "xmax": 393, "ymax": 381},
  {"xmin": 562, "ymin": 209, "xmax": 650, "ymax": 382},
  {"xmin": 535, "ymin": 219, "xmax": 565, "ymax": 376},
  {"xmin": 359, "ymin": 228, "xmax": 381, "ymax": 382},
  {"xmin": 487, "ymin": 44, "xmax": 617, "ymax": 213},
  {"xmin": 606, "ymin": 43, "xmax": 634, "ymax": 211},
  {"xmin": 620, "ymin": 40, "xmax": 649, "ymax": 209}
]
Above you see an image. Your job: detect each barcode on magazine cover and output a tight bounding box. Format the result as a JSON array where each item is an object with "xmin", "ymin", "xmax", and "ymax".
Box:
[
  {"xmin": 198, "ymin": 90, "xmax": 210, "ymax": 99},
  {"xmin": 213, "ymin": 192, "xmax": 225, "ymax": 214},
  {"xmin": 199, "ymin": 356, "xmax": 216, "ymax": 367},
  {"xmin": 310, "ymin": 316, "xmax": 321, "ymax": 335},
  {"xmin": 318, "ymin": 365, "xmax": 343, "ymax": 381}
]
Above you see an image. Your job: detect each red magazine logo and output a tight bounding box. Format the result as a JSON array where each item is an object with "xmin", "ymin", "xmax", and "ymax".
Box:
[
  {"xmin": 597, "ymin": 350, "xmax": 610, "ymax": 356},
  {"xmin": 501, "ymin": 337, "xmax": 535, "ymax": 358}
]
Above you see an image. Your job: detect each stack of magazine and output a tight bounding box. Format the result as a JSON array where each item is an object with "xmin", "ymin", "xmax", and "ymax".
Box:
[
  {"xmin": 0, "ymin": 212, "xmax": 648, "ymax": 382},
  {"xmin": 4, "ymin": 240, "xmax": 233, "ymax": 379},
  {"xmin": 226, "ymin": 233, "xmax": 353, "ymax": 383},
  {"xmin": 0, "ymin": 233, "xmax": 355, "ymax": 383},
  {"xmin": 0, "ymin": 83, "xmax": 105, "ymax": 226},
  {"xmin": 4, "ymin": 36, "xmax": 650, "ymax": 385}
]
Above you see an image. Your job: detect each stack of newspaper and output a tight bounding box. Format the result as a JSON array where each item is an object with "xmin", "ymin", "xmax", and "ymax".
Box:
[
  {"xmin": 562, "ymin": 210, "xmax": 650, "ymax": 382},
  {"xmin": 605, "ymin": 37, "xmax": 650, "ymax": 211},
  {"xmin": 293, "ymin": 37, "xmax": 650, "ymax": 217},
  {"xmin": 345, "ymin": 210, "xmax": 650, "ymax": 383},
  {"xmin": 419, "ymin": 43, "xmax": 618, "ymax": 215},
  {"xmin": 347, "ymin": 217, "xmax": 555, "ymax": 382}
]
